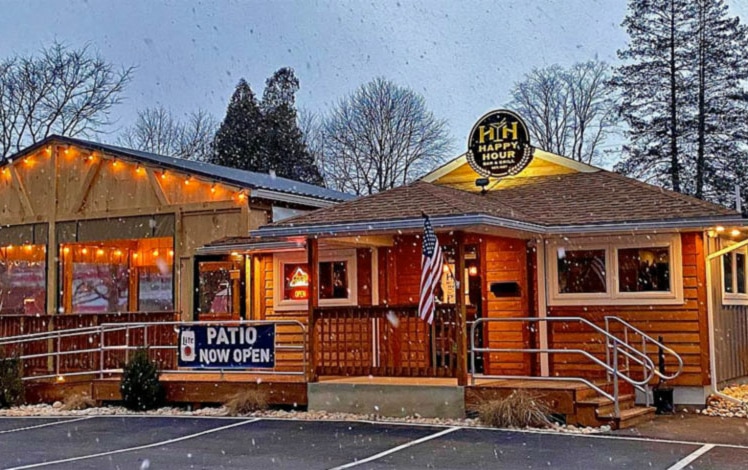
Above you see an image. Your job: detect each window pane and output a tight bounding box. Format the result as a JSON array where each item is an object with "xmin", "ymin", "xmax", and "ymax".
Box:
[
  {"xmin": 618, "ymin": 247, "xmax": 671, "ymax": 293},
  {"xmin": 557, "ymin": 249, "xmax": 607, "ymax": 294},
  {"xmin": 72, "ymin": 262, "xmax": 129, "ymax": 313},
  {"xmin": 0, "ymin": 245, "xmax": 46, "ymax": 315},
  {"xmin": 198, "ymin": 262, "xmax": 233, "ymax": 314},
  {"xmin": 738, "ymin": 253, "xmax": 746, "ymax": 294},
  {"xmin": 320, "ymin": 261, "xmax": 348, "ymax": 299},
  {"xmin": 283, "ymin": 263, "xmax": 309, "ymax": 300},
  {"xmin": 724, "ymin": 254, "xmax": 734, "ymax": 293},
  {"xmin": 138, "ymin": 266, "xmax": 174, "ymax": 311}
]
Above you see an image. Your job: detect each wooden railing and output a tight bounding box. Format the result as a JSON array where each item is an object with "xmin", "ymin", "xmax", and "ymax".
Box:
[
  {"xmin": 0, "ymin": 312, "xmax": 177, "ymax": 376},
  {"xmin": 311, "ymin": 304, "xmax": 458, "ymax": 377}
]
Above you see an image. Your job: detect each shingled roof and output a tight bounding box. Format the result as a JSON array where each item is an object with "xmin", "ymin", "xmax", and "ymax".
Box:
[
  {"xmin": 3, "ymin": 135, "xmax": 353, "ymax": 204},
  {"xmin": 254, "ymin": 168, "xmax": 741, "ymax": 237}
]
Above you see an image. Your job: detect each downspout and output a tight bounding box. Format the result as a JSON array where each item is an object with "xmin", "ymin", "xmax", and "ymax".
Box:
[{"xmin": 704, "ymin": 232, "xmax": 743, "ymax": 404}]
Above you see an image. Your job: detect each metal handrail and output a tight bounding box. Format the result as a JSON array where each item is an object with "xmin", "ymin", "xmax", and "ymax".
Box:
[
  {"xmin": 470, "ymin": 316, "xmax": 656, "ymax": 381},
  {"xmin": 604, "ymin": 316, "xmax": 684, "ymax": 382},
  {"xmin": 3, "ymin": 319, "xmax": 307, "ymax": 382},
  {"xmin": 469, "ymin": 316, "xmax": 657, "ymax": 418}
]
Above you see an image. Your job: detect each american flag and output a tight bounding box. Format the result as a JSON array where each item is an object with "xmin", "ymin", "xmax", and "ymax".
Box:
[{"xmin": 419, "ymin": 215, "xmax": 443, "ymax": 324}]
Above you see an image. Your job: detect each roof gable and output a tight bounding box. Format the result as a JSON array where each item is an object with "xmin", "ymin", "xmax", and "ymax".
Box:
[{"xmin": 421, "ymin": 149, "xmax": 598, "ymax": 189}]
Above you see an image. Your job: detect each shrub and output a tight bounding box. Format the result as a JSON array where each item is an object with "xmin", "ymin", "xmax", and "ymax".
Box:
[
  {"xmin": 476, "ymin": 390, "xmax": 552, "ymax": 428},
  {"xmin": 61, "ymin": 393, "xmax": 96, "ymax": 411},
  {"xmin": 223, "ymin": 389, "xmax": 268, "ymax": 416},
  {"xmin": 120, "ymin": 348, "xmax": 164, "ymax": 411},
  {"xmin": 0, "ymin": 353, "xmax": 24, "ymax": 408}
]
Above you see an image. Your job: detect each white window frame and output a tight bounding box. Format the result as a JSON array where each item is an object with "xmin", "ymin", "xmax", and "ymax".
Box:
[
  {"xmin": 547, "ymin": 234, "xmax": 683, "ymax": 306},
  {"xmin": 273, "ymin": 249, "xmax": 358, "ymax": 311},
  {"xmin": 721, "ymin": 243, "xmax": 748, "ymax": 305}
]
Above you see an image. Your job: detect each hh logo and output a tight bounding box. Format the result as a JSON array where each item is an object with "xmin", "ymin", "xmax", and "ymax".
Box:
[{"xmin": 180, "ymin": 330, "xmax": 196, "ymax": 362}]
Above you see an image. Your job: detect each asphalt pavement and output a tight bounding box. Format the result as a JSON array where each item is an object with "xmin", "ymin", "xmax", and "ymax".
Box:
[{"xmin": 0, "ymin": 415, "xmax": 745, "ymax": 469}]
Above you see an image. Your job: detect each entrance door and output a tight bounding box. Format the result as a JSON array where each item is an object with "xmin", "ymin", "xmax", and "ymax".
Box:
[{"xmin": 195, "ymin": 257, "xmax": 245, "ymax": 321}]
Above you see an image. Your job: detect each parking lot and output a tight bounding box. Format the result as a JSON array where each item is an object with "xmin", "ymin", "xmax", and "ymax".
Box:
[{"xmin": 0, "ymin": 416, "xmax": 747, "ymax": 469}]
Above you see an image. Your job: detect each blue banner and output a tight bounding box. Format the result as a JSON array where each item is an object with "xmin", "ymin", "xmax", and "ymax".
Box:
[{"xmin": 178, "ymin": 324, "xmax": 275, "ymax": 368}]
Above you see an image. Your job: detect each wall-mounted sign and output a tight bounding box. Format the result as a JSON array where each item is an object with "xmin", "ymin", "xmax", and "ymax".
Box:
[
  {"xmin": 466, "ymin": 109, "xmax": 534, "ymax": 178},
  {"xmin": 288, "ymin": 266, "xmax": 309, "ymax": 300},
  {"xmin": 178, "ymin": 324, "xmax": 275, "ymax": 368}
]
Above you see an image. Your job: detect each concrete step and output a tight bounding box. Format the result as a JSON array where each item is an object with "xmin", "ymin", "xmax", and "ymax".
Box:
[{"xmin": 308, "ymin": 382, "xmax": 465, "ymax": 419}]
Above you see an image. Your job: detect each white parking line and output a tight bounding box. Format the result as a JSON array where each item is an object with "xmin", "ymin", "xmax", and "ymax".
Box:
[
  {"xmin": 329, "ymin": 426, "xmax": 461, "ymax": 469},
  {"xmin": 666, "ymin": 444, "xmax": 715, "ymax": 470},
  {"xmin": 4, "ymin": 418, "xmax": 261, "ymax": 470},
  {"xmin": 0, "ymin": 417, "xmax": 93, "ymax": 435}
]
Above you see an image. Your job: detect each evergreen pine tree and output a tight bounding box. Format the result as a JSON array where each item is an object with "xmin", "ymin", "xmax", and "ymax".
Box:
[
  {"xmin": 614, "ymin": 0, "xmax": 748, "ymax": 205},
  {"xmin": 613, "ymin": 0, "xmax": 694, "ymax": 194},
  {"xmin": 260, "ymin": 68, "xmax": 324, "ymax": 185},
  {"xmin": 691, "ymin": 0, "xmax": 748, "ymax": 204},
  {"xmin": 210, "ymin": 79, "xmax": 264, "ymax": 171}
]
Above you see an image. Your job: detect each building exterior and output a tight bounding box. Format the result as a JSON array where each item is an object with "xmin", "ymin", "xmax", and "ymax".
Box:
[
  {"xmin": 208, "ymin": 147, "xmax": 748, "ymax": 404},
  {"xmin": 0, "ymin": 135, "xmax": 350, "ymax": 327}
]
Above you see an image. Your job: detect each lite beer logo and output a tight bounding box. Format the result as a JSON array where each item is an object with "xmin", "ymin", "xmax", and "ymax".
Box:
[
  {"xmin": 466, "ymin": 110, "xmax": 534, "ymax": 178},
  {"xmin": 180, "ymin": 329, "xmax": 196, "ymax": 362}
]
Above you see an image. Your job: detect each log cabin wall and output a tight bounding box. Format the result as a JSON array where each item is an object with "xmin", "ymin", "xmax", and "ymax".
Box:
[
  {"xmin": 469, "ymin": 233, "xmax": 533, "ymax": 376},
  {"xmin": 0, "ymin": 142, "xmax": 254, "ymax": 319},
  {"xmin": 258, "ymin": 248, "xmax": 375, "ymax": 372},
  {"xmin": 547, "ymin": 232, "xmax": 709, "ymax": 387}
]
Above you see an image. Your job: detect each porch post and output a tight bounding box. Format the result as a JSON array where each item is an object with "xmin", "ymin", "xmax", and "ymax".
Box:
[
  {"xmin": 454, "ymin": 231, "xmax": 468, "ymax": 386},
  {"xmin": 307, "ymin": 237, "xmax": 319, "ymax": 382}
]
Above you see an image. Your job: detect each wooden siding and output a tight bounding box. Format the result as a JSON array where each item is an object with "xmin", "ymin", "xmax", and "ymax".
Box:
[
  {"xmin": 0, "ymin": 143, "xmax": 253, "ymax": 318},
  {"xmin": 548, "ymin": 233, "xmax": 709, "ymax": 387},
  {"xmin": 473, "ymin": 234, "xmax": 532, "ymax": 376},
  {"xmin": 259, "ymin": 249, "xmax": 376, "ymax": 372}
]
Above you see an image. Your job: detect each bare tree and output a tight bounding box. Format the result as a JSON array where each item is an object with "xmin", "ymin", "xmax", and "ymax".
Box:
[
  {"xmin": 118, "ymin": 106, "xmax": 218, "ymax": 161},
  {"xmin": 0, "ymin": 42, "xmax": 133, "ymax": 158},
  {"xmin": 320, "ymin": 78, "xmax": 452, "ymax": 195},
  {"xmin": 508, "ymin": 60, "xmax": 617, "ymax": 165}
]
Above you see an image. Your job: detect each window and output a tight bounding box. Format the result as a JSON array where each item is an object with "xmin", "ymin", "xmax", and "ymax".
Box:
[
  {"xmin": 722, "ymin": 245, "xmax": 748, "ymax": 304},
  {"xmin": 273, "ymin": 250, "xmax": 357, "ymax": 310},
  {"xmin": 547, "ymin": 235, "xmax": 682, "ymax": 306},
  {"xmin": 0, "ymin": 245, "xmax": 46, "ymax": 315}
]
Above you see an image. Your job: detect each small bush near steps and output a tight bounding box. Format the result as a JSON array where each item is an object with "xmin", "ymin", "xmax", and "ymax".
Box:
[
  {"xmin": 120, "ymin": 348, "xmax": 164, "ymax": 411},
  {"xmin": 0, "ymin": 352, "xmax": 24, "ymax": 408},
  {"xmin": 223, "ymin": 389, "xmax": 269, "ymax": 416},
  {"xmin": 477, "ymin": 390, "xmax": 552, "ymax": 428}
]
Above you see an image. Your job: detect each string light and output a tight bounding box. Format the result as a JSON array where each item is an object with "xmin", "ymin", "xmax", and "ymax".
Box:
[
  {"xmin": 160, "ymin": 171, "xmax": 167, "ymax": 180},
  {"xmin": 81, "ymin": 248, "xmax": 88, "ymax": 255},
  {"xmin": 62, "ymin": 247, "xmax": 70, "ymax": 255},
  {"xmin": 168, "ymin": 249, "xmax": 174, "ymax": 257},
  {"xmin": 96, "ymin": 248, "xmax": 105, "ymax": 256},
  {"xmin": 184, "ymin": 177, "xmax": 191, "ymax": 185},
  {"xmin": 210, "ymin": 184, "xmax": 216, "ymax": 193},
  {"xmin": 112, "ymin": 160, "xmax": 119, "ymax": 169},
  {"xmin": 136, "ymin": 165, "xmax": 145, "ymax": 176},
  {"xmin": 152, "ymin": 249, "xmax": 159, "ymax": 257},
  {"xmin": 732, "ymin": 229, "xmax": 741, "ymax": 237}
]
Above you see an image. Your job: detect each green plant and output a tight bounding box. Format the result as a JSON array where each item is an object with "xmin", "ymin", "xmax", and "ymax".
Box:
[
  {"xmin": 120, "ymin": 348, "xmax": 164, "ymax": 411},
  {"xmin": 223, "ymin": 389, "xmax": 268, "ymax": 416},
  {"xmin": 0, "ymin": 352, "xmax": 24, "ymax": 408},
  {"xmin": 476, "ymin": 390, "xmax": 552, "ymax": 429}
]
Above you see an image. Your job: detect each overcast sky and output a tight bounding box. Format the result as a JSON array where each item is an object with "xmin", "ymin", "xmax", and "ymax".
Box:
[{"xmin": 1, "ymin": 0, "xmax": 747, "ymax": 156}]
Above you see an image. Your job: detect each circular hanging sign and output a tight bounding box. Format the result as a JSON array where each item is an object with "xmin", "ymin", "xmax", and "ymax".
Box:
[{"xmin": 466, "ymin": 109, "xmax": 534, "ymax": 178}]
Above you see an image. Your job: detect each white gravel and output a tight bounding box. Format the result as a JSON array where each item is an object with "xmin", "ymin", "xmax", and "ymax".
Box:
[{"xmin": 0, "ymin": 404, "xmax": 609, "ymax": 434}]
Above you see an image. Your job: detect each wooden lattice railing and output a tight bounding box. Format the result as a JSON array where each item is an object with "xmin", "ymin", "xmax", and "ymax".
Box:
[{"xmin": 311, "ymin": 304, "xmax": 458, "ymax": 377}]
